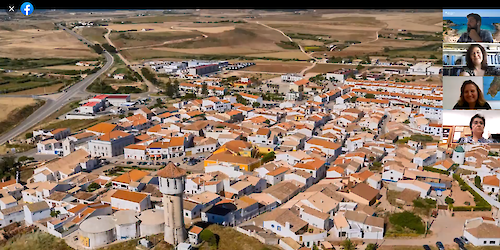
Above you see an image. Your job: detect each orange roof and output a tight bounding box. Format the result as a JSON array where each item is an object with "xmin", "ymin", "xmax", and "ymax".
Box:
[
  {"xmin": 351, "ymin": 170, "xmax": 374, "ymax": 181},
  {"xmin": 187, "ymin": 110, "xmax": 203, "ymax": 117},
  {"xmin": 328, "ymin": 166, "xmax": 345, "ymax": 174},
  {"xmin": 169, "ymin": 136, "xmax": 185, "ymax": 147},
  {"xmin": 483, "ymin": 176, "xmax": 500, "ymax": 187},
  {"xmin": 239, "ymin": 92, "xmax": 260, "ymax": 100},
  {"xmin": 307, "ymin": 138, "xmax": 341, "ymax": 150},
  {"xmin": 87, "ymin": 122, "xmax": 117, "ymax": 134},
  {"xmin": 249, "ymin": 116, "xmax": 268, "ymax": 124},
  {"xmin": 126, "ymin": 114, "xmax": 147, "ymax": 122},
  {"xmin": 256, "ymin": 128, "xmax": 270, "ymax": 136},
  {"xmin": 68, "ymin": 204, "xmax": 87, "ymax": 214},
  {"xmin": 112, "ymin": 169, "xmax": 149, "ymax": 184},
  {"xmin": 98, "ymin": 131, "xmax": 131, "ymax": 141},
  {"xmin": 51, "ymin": 128, "xmax": 68, "ymax": 135},
  {"xmin": 294, "ymin": 79, "xmax": 309, "ymax": 86},
  {"xmin": 189, "ymin": 225, "xmax": 203, "ymax": 235},
  {"xmin": 111, "ymin": 189, "xmax": 148, "ymax": 203},
  {"xmin": 125, "ymin": 144, "xmax": 147, "ymax": 150},
  {"xmin": 227, "ymin": 110, "xmax": 242, "ymax": 116},
  {"xmin": 266, "ymin": 166, "xmax": 289, "ymax": 176}
]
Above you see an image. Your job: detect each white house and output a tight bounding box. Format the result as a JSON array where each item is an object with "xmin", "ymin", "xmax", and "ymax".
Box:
[
  {"xmin": 463, "ymin": 217, "xmax": 500, "ymax": 246},
  {"xmin": 483, "ymin": 176, "xmax": 500, "ymax": 195},
  {"xmin": 37, "ymin": 139, "xmax": 63, "ymax": 155},
  {"xmin": 110, "ymin": 189, "xmax": 151, "ymax": 212},
  {"xmin": 261, "ymin": 208, "xmax": 327, "ymax": 249},
  {"xmin": 342, "ymin": 210, "xmax": 384, "ymax": 239},
  {"xmin": 23, "ymin": 201, "xmax": 51, "ymax": 225},
  {"xmin": 396, "ymin": 180, "xmax": 431, "ymax": 198},
  {"xmin": 382, "ymin": 165, "xmax": 405, "ymax": 182}
]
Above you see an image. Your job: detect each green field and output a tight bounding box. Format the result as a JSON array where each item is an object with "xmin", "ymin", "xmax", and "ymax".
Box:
[
  {"xmin": 0, "ymin": 75, "xmax": 68, "ymax": 94},
  {"xmin": 79, "ymin": 27, "xmax": 108, "ymax": 44},
  {"xmin": 0, "ymin": 57, "xmax": 97, "ymax": 70}
]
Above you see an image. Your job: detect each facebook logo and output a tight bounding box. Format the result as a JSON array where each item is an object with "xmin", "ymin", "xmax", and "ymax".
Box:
[{"xmin": 20, "ymin": 2, "xmax": 34, "ymax": 16}]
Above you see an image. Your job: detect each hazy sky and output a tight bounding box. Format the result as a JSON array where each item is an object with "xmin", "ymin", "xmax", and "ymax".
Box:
[{"xmin": 443, "ymin": 9, "xmax": 500, "ymax": 17}]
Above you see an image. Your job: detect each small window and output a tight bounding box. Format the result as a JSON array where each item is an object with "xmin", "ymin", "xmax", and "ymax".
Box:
[{"xmin": 271, "ymin": 224, "xmax": 274, "ymax": 228}]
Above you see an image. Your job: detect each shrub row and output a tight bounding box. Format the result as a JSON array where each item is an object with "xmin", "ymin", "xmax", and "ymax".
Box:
[{"xmin": 452, "ymin": 174, "xmax": 491, "ymax": 211}]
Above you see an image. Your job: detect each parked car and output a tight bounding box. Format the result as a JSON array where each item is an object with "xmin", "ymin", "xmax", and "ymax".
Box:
[
  {"xmin": 156, "ymin": 162, "xmax": 161, "ymax": 165},
  {"xmin": 460, "ymin": 236, "xmax": 469, "ymax": 244},
  {"xmin": 454, "ymin": 238, "xmax": 464, "ymax": 247},
  {"xmin": 127, "ymin": 161, "xmax": 133, "ymax": 164},
  {"xmin": 422, "ymin": 245, "xmax": 431, "ymax": 250},
  {"xmin": 182, "ymin": 157, "xmax": 188, "ymax": 162},
  {"xmin": 436, "ymin": 241, "xmax": 445, "ymax": 250}
]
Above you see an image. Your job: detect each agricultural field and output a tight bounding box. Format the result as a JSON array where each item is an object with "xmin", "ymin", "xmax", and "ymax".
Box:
[
  {"xmin": 74, "ymin": 27, "xmax": 108, "ymax": 44},
  {"xmin": 0, "ymin": 97, "xmax": 36, "ymax": 122},
  {"xmin": 0, "ymin": 28, "xmax": 95, "ymax": 59},
  {"xmin": 239, "ymin": 61, "xmax": 311, "ymax": 73},
  {"xmin": 109, "ymin": 30, "xmax": 204, "ymax": 49},
  {"xmin": 304, "ymin": 63, "xmax": 357, "ymax": 74}
]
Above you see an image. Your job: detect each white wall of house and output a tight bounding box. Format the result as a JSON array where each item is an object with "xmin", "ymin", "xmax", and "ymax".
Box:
[{"xmin": 110, "ymin": 197, "xmax": 151, "ymax": 212}]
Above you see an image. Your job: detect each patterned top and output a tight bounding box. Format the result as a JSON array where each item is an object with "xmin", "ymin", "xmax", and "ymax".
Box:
[
  {"xmin": 457, "ymin": 136, "xmax": 497, "ymax": 144},
  {"xmin": 457, "ymin": 30, "xmax": 494, "ymax": 43},
  {"xmin": 460, "ymin": 66, "xmax": 500, "ymax": 76}
]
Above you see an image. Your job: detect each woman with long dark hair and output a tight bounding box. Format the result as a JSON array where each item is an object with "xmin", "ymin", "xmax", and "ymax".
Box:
[{"xmin": 460, "ymin": 44, "xmax": 499, "ymax": 76}]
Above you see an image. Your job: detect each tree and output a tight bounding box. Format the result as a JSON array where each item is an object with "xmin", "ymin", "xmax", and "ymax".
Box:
[
  {"xmin": 341, "ymin": 239, "xmax": 355, "ymax": 250},
  {"xmin": 252, "ymin": 102, "xmax": 261, "ymax": 108},
  {"xmin": 365, "ymin": 93, "xmax": 376, "ymax": 99},
  {"xmin": 475, "ymin": 175, "xmax": 483, "ymax": 191},
  {"xmin": 366, "ymin": 243, "xmax": 378, "ymax": 250},
  {"xmin": 25, "ymin": 132, "xmax": 33, "ymax": 139},
  {"xmin": 201, "ymin": 83, "xmax": 208, "ymax": 96},
  {"xmin": 200, "ymin": 229, "xmax": 217, "ymax": 247},
  {"xmin": 445, "ymin": 196, "xmax": 455, "ymax": 205},
  {"xmin": 50, "ymin": 210, "xmax": 61, "ymax": 217},
  {"xmin": 87, "ymin": 182, "xmax": 100, "ymax": 192},
  {"xmin": 165, "ymin": 81, "xmax": 175, "ymax": 97}
]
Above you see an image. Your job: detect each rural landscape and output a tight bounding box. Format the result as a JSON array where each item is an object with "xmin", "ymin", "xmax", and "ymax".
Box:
[{"xmin": 0, "ymin": 8, "xmax": 478, "ymax": 250}]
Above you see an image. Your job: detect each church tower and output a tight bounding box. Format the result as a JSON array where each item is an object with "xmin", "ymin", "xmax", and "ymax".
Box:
[{"xmin": 157, "ymin": 162, "xmax": 187, "ymax": 246}]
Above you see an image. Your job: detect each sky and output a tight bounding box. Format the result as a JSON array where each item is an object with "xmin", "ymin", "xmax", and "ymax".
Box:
[{"xmin": 443, "ymin": 9, "xmax": 500, "ymax": 17}]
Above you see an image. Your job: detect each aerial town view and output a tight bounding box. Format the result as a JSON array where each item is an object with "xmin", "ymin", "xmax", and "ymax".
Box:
[{"xmin": 1, "ymin": 7, "xmax": 494, "ymax": 250}]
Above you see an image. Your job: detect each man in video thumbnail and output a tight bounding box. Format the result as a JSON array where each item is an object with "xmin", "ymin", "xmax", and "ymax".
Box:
[{"xmin": 458, "ymin": 13, "xmax": 494, "ymax": 43}]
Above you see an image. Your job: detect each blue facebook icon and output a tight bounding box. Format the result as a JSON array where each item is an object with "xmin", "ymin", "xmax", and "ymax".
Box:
[{"xmin": 20, "ymin": 2, "xmax": 34, "ymax": 16}]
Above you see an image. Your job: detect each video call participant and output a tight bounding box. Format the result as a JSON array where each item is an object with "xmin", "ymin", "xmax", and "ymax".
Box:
[
  {"xmin": 457, "ymin": 114, "xmax": 498, "ymax": 143},
  {"xmin": 459, "ymin": 44, "xmax": 500, "ymax": 76},
  {"xmin": 457, "ymin": 13, "xmax": 494, "ymax": 43},
  {"xmin": 453, "ymin": 80, "xmax": 491, "ymax": 109}
]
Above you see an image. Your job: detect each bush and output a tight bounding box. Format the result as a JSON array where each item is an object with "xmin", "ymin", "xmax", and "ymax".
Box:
[
  {"xmin": 445, "ymin": 196, "xmax": 455, "ymax": 205},
  {"xmin": 423, "ymin": 166, "xmax": 450, "ymax": 175},
  {"xmin": 475, "ymin": 176, "xmax": 483, "ymax": 191},
  {"xmin": 87, "ymin": 182, "xmax": 100, "ymax": 192},
  {"xmin": 200, "ymin": 229, "xmax": 217, "ymax": 246},
  {"xmin": 389, "ymin": 211, "xmax": 425, "ymax": 234}
]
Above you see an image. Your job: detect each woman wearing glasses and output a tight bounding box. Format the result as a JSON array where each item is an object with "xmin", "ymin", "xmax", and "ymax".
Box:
[{"xmin": 457, "ymin": 114, "xmax": 498, "ymax": 143}]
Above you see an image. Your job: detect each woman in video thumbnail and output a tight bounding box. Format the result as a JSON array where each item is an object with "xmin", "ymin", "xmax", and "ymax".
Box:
[
  {"xmin": 458, "ymin": 114, "xmax": 498, "ymax": 143},
  {"xmin": 453, "ymin": 80, "xmax": 491, "ymax": 109},
  {"xmin": 460, "ymin": 44, "xmax": 500, "ymax": 76}
]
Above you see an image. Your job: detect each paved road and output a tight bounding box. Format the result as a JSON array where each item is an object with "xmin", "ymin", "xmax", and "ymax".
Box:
[
  {"xmin": 252, "ymin": 21, "xmax": 318, "ymax": 76},
  {"xmin": 466, "ymin": 178, "xmax": 500, "ymax": 209},
  {"xmin": 0, "ymin": 24, "xmax": 114, "ymax": 145},
  {"xmin": 104, "ymin": 28, "xmax": 159, "ymax": 94}
]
